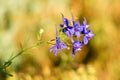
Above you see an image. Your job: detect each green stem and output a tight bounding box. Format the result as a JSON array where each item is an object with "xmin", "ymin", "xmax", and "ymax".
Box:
[
  {"xmin": 9, "ymin": 39, "xmax": 55, "ymax": 62},
  {"xmin": 0, "ymin": 39, "xmax": 55, "ymax": 72}
]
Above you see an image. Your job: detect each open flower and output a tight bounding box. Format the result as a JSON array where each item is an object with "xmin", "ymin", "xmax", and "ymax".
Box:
[
  {"xmin": 72, "ymin": 19, "xmax": 84, "ymax": 38},
  {"xmin": 50, "ymin": 37, "xmax": 67, "ymax": 56},
  {"xmin": 60, "ymin": 15, "xmax": 74, "ymax": 37},
  {"xmin": 81, "ymin": 18, "xmax": 90, "ymax": 34},
  {"xmin": 50, "ymin": 26, "xmax": 68, "ymax": 56},
  {"xmin": 72, "ymin": 40, "xmax": 83, "ymax": 57},
  {"xmin": 83, "ymin": 30, "xmax": 95, "ymax": 44},
  {"xmin": 72, "ymin": 15, "xmax": 83, "ymax": 38},
  {"xmin": 50, "ymin": 27, "xmax": 67, "ymax": 56},
  {"xmin": 50, "ymin": 14, "xmax": 95, "ymax": 57}
]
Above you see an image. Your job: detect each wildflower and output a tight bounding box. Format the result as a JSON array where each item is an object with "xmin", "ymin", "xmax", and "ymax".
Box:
[
  {"xmin": 81, "ymin": 18, "xmax": 90, "ymax": 34},
  {"xmin": 50, "ymin": 27, "xmax": 67, "ymax": 56},
  {"xmin": 60, "ymin": 17, "xmax": 70, "ymax": 27},
  {"xmin": 50, "ymin": 37, "xmax": 67, "ymax": 56},
  {"xmin": 83, "ymin": 30, "xmax": 95, "ymax": 44},
  {"xmin": 60, "ymin": 14, "xmax": 74, "ymax": 37},
  {"xmin": 72, "ymin": 16, "xmax": 83, "ymax": 38},
  {"xmin": 50, "ymin": 14, "xmax": 95, "ymax": 57},
  {"xmin": 72, "ymin": 40, "xmax": 83, "ymax": 57},
  {"xmin": 73, "ymin": 22, "xmax": 81, "ymax": 37}
]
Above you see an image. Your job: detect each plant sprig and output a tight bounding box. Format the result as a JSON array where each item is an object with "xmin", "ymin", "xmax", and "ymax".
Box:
[{"xmin": 0, "ymin": 39, "xmax": 55, "ymax": 77}]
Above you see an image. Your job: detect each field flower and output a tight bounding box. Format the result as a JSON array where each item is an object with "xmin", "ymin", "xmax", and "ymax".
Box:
[
  {"xmin": 50, "ymin": 37, "xmax": 67, "ymax": 56},
  {"xmin": 50, "ymin": 14, "xmax": 95, "ymax": 57},
  {"xmin": 81, "ymin": 18, "xmax": 90, "ymax": 34},
  {"xmin": 60, "ymin": 15, "xmax": 74, "ymax": 37},
  {"xmin": 83, "ymin": 30, "xmax": 95, "ymax": 44},
  {"xmin": 72, "ymin": 15, "xmax": 83, "ymax": 38},
  {"xmin": 50, "ymin": 27, "xmax": 68, "ymax": 56},
  {"xmin": 73, "ymin": 21, "xmax": 83, "ymax": 38},
  {"xmin": 72, "ymin": 40, "xmax": 83, "ymax": 57}
]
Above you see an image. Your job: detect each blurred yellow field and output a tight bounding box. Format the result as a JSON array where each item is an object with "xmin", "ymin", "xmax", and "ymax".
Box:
[{"xmin": 0, "ymin": 0, "xmax": 120, "ymax": 80}]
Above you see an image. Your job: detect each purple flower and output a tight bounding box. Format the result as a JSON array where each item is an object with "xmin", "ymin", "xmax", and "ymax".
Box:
[
  {"xmin": 72, "ymin": 15, "xmax": 82, "ymax": 38},
  {"xmin": 80, "ymin": 18, "xmax": 95, "ymax": 44},
  {"xmin": 62, "ymin": 27, "xmax": 74, "ymax": 37},
  {"xmin": 60, "ymin": 17, "xmax": 70, "ymax": 27},
  {"xmin": 50, "ymin": 14, "xmax": 95, "ymax": 57},
  {"xmin": 50, "ymin": 37, "xmax": 67, "ymax": 56},
  {"xmin": 81, "ymin": 18, "xmax": 90, "ymax": 34},
  {"xmin": 83, "ymin": 30, "xmax": 95, "ymax": 44},
  {"xmin": 72, "ymin": 40, "xmax": 83, "ymax": 57},
  {"xmin": 60, "ymin": 15, "xmax": 74, "ymax": 37},
  {"xmin": 73, "ymin": 21, "xmax": 83, "ymax": 38}
]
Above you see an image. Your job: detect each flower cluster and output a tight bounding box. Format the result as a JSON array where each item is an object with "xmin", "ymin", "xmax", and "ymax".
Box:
[{"xmin": 50, "ymin": 14, "xmax": 95, "ymax": 57}]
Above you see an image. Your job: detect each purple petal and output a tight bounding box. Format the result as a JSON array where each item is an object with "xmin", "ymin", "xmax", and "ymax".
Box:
[
  {"xmin": 83, "ymin": 36, "xmax": 88, "ymax": 44},
  {"xmin": 73, "ymin": 40, "xmax": 80, "ymax": 47},
  {"xmin": 79, "ymin": 26, "xmax": 83, "ymax": 32},
  {"xmin": 75, "ymin": 31, "xmax": 80, "ymax": 38},
  {"xmin": 83, "ymin": 18, "xmax": 90, "ymax": 28},
  {"xmin": 67, "ymin": 28, "xmax": 74, "ymax": 36},
  {"xmin": 83, "ymin": 17, "xmax": 87, "ymax": 25},
  {"xmin": 56, "ymin": 37, "xmax": 61, "ymax": 44},
  {"xmin": 73, "ymin": 40, "xmax": 83, "ymax": 51},
  {"xmin": 86, "ymin": 31, "xmax": 96, "ymax": 40},
  {"xmin": 81, "ymin": 26, "xmax": 89, "ymax": 34},
  {"xmin": 50, "ymin": 46, "xmax": 58, "ymax": 56},
  {"xmin": 65, "ymin": 30, "xmax": 71, "ymax": 36},
  {"xmin": 74, "ymin": 22, "xmax": 80, "ymax": 28},
  {"xmin": 50, "ymin": 46, "xmax": 57, "ymax": 52},
  {"xmin": 54, "ymin": 48, "xmax": 58, "ymax": 56},
  {"xmin": 60, "ymin": 24, "xmax": 64, "ymax": 27},
  {"xmin": 72, "ymin": 48, "xmax": 76, "ymax": 58},
  {"xmin": 61, "ymin": 43, "xmax": 68, "ymax": 49},
  {"xmin": 64, "ymin": 18, "xmax": 70, "ymax": 26},
  {"xmin": 70, "ymin": 28, "xmax": 75, "ymax": 35}
]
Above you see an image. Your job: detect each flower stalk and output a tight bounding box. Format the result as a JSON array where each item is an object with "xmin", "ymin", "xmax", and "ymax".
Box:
[{"xmin": 0, "ymin": 39, "xmax": 55, "ymax": 76}]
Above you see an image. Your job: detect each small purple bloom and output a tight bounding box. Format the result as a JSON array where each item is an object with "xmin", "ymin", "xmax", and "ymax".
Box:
[
  {"xmin": 50, "ymin": 14, "xmax": 95, "ymax": 57},
  {"xmin": 72, "ymin": 15, "xmax": 83, "ymax": 38},
  {"xmin": 60, "ymin": 15, "xmax": 74, "ymax": 37},
  {"xmin": 73, "ymin": 21, "xmax": 83, "ymax": 38},
  {"xmin": 72, "ymin": 40, "xmax": 83, "ymax": 57},
  {"xmin": 50, "ymin": 37, "xmax": 67, "ymax": 56},
  {"xmin": 81, "ymin": 18, "xmax": 90, "ymax": 34},
  {"xmin": 60, "ymin": 14, "xmax": 70, "ymax": 28},
  {"xmin": 83, "ymin": 30, "xmax": 95, "ymax": 44},
  {"xmin": 61, "ymin": 17, "xmax": 70, "ymax": 27},
  {"xmin": 62, "ymin": 26, "xmax": 74, "ymax": 37}
]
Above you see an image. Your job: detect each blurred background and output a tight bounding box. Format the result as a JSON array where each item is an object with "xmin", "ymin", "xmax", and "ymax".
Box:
[{"xmin": 0, "ymin": 0, "xmax": 120, "ymax": 80}]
